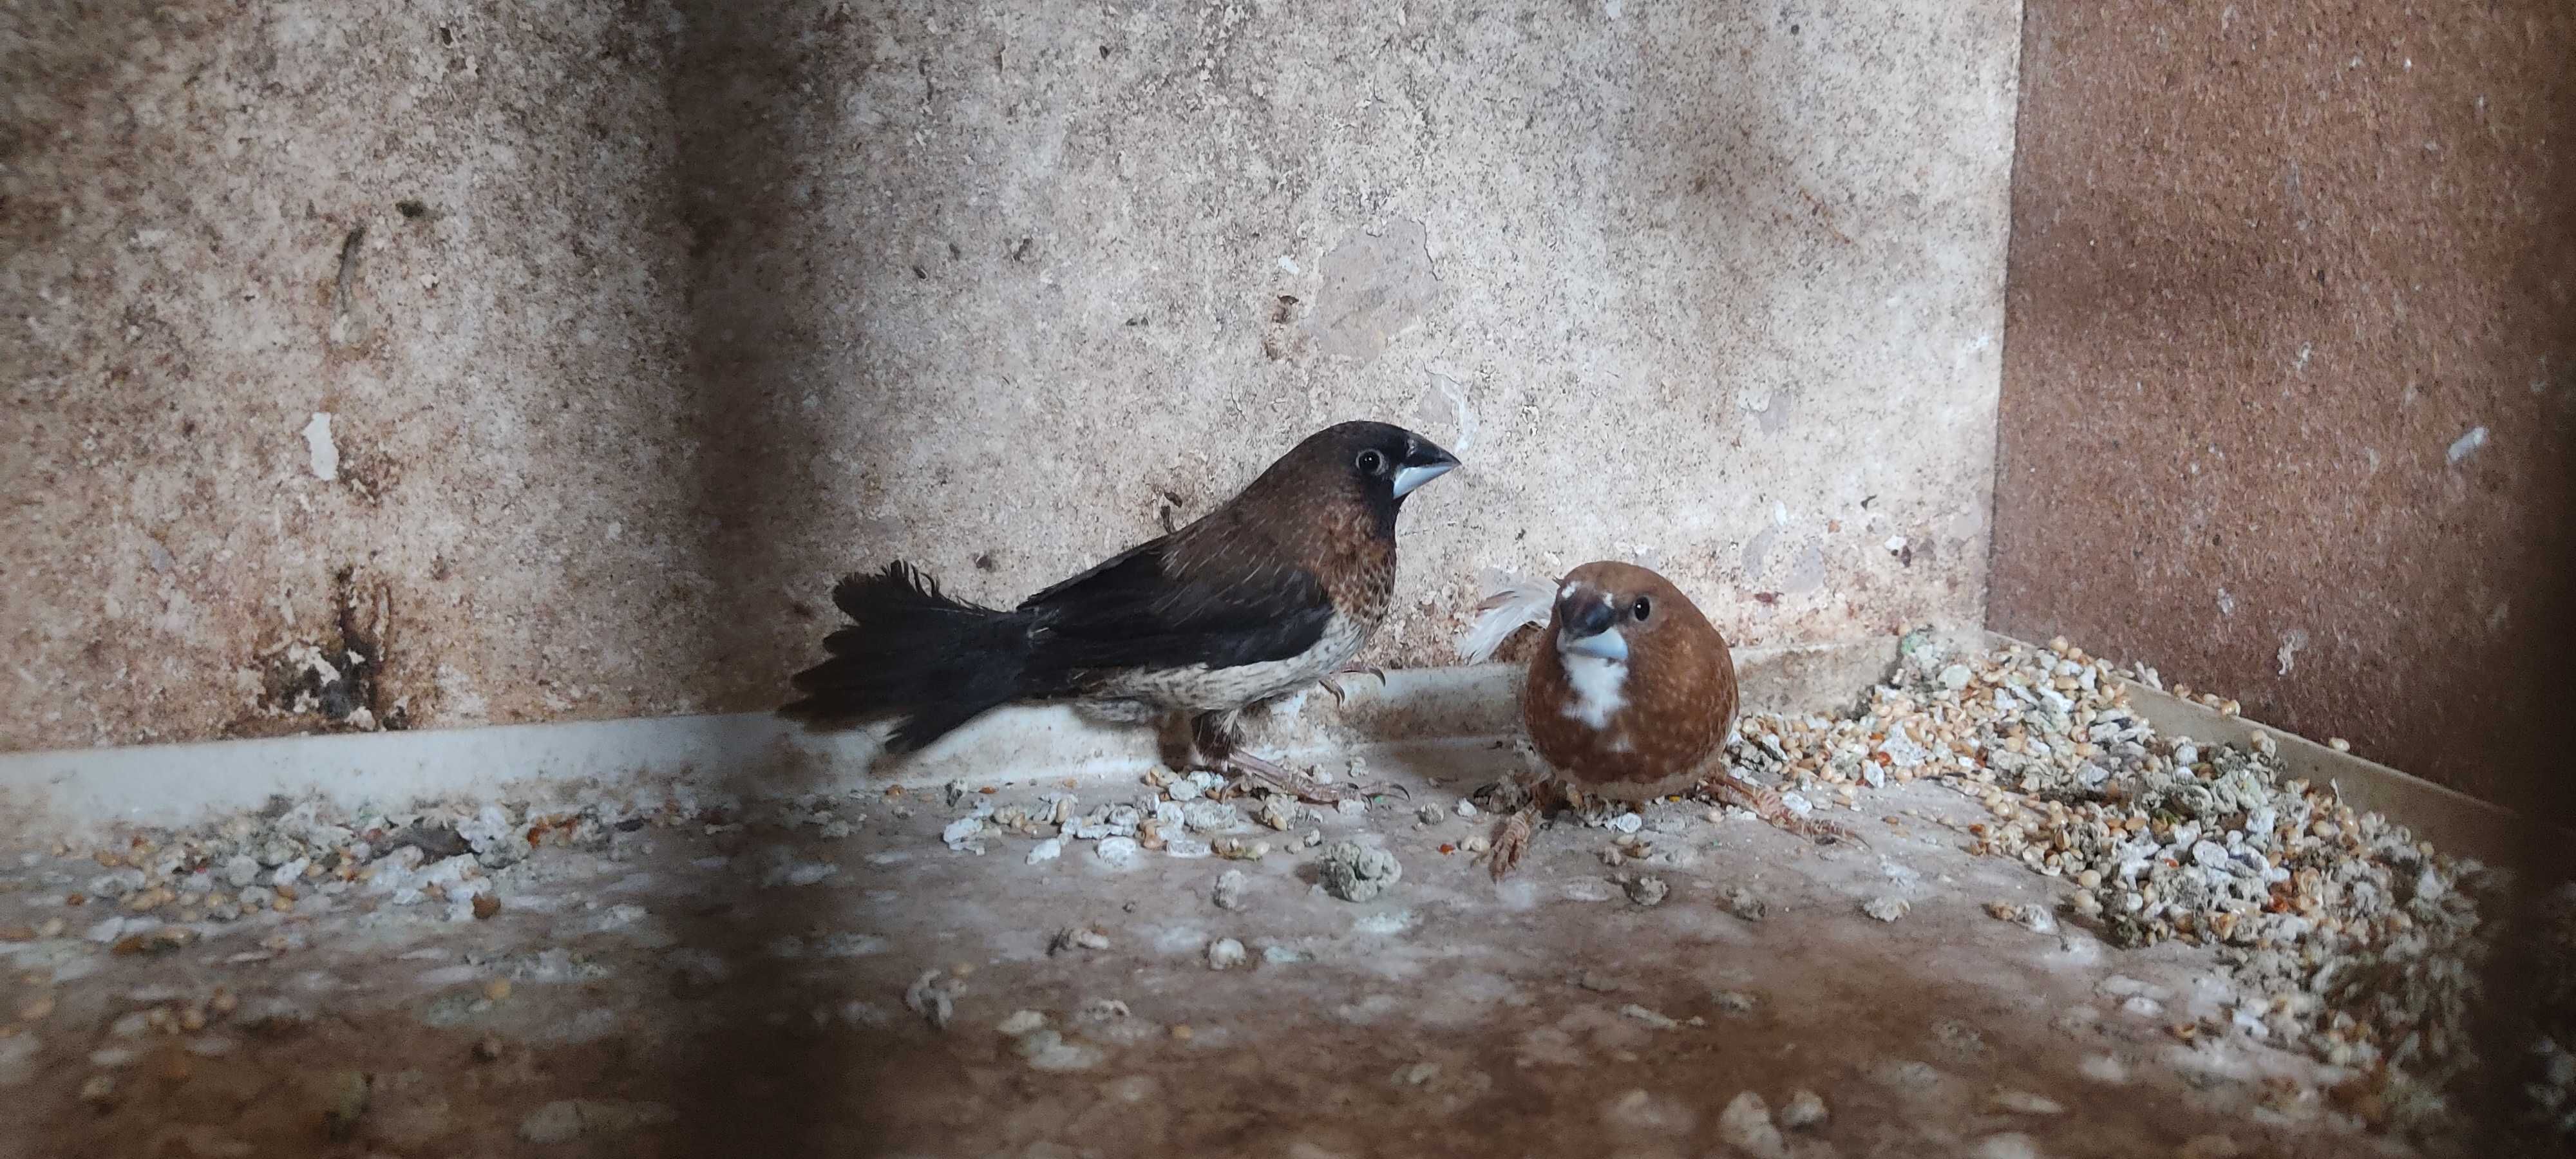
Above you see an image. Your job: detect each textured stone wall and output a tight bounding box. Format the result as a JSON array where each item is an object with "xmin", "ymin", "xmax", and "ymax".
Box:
[
  {"xmin": 2, "ymin": 0, "xmax": 2023, "ymax": 751},
  {"xmin": 1989, "ymin": 0, "xmax": 2575, "ymax": 802}
]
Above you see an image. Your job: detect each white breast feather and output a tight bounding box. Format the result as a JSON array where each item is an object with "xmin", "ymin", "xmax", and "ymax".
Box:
[{"xmin": 1560, "ymin": 653, "xmax": 1628, "ymax": 730}]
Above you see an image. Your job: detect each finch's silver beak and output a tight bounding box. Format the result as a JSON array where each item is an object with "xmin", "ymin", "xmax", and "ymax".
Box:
[
  {"xmin": 1390, "ymin": 440, "xmax": 1459, "ymax": 500},
  {"xmin": 1559, "ymin": 628, "xmax": 1629, "ymax": 663},
  {"xmin": 1556, "ymin": 589, "xmax": 1628, "ymax": 662},
  {"xmin": 1390, "ymin": 461, "xmax": 1452, "ymax": 499}
]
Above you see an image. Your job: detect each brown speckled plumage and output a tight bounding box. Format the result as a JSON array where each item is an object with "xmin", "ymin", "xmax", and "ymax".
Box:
[
  {"xmin": 1487, "ymin": 560, "xmax": 1857, "ymax": 880},
  {"xmin": 1522, "ymin": 561, "xmax": 1738, "ymax": 801}
]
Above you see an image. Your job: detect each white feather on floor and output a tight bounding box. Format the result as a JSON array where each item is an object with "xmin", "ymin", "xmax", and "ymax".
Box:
[{"xmin": 1455, "ymin": 567, "xmax": 1558, "ymax": 664}]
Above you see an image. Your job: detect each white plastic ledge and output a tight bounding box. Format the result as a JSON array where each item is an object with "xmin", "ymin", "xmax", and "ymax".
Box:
[{"xmin": 0, "ymin": 632, "xmax": 2533, "ymax": 863}]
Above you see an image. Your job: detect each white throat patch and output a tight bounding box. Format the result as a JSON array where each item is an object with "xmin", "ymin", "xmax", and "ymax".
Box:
[{"xmin": 1559, "ymin": 650, "xmax": 1629, "ymax": 730}]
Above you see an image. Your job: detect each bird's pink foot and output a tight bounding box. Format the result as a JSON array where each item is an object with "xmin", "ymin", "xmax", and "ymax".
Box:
[
  {"xmin": 1219, "ymin": 750, "xmax": 1407, "ymax": 806},
  {"xmin": 1488, "ymin": 806, "xmax": 1539, "ymax": 881},
  {"xmin": 1481, "ymin": 778, "xmax": 1566, "ymax": 881},
  {"xmin": 1703, "ymin": 772, "xmax": 1866, "ymax": 848}
]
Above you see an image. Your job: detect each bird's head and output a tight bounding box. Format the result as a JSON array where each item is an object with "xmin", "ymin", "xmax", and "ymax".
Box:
[
  {"xmin": 1549, "ymin": 560, "xmax": 1708, "ymax": 668},
  {"xmin": 1264, "ymin": 420, "xmax": 1459, "ymax": 522}
]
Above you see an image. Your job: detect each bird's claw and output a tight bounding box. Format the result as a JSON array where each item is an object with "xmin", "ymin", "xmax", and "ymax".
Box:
[
  {"xmin": 1220, "ymin": 753, "xmax": 1408, "ymax": 806},
  {"xmin": 1705, "ymin": 773, "xmax": 1869, "ymax": 850},
  {"xmin": 1488, "ymin": 806, "xmax": 1538, "ymax": 881},
  {"xmin": 1470, "ymin": 779, "xmax": 1531, "ymax": 813},
  {"xmin": 1788, "ymin": 814, "xmax": 1870, "ymax": 849},
  {"xmin": 1315, "ymin": 664, "xmax": 1388, "ymax": 708}
]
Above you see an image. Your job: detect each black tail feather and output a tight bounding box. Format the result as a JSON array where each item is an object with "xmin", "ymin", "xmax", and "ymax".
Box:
[{"xmin": 779, "ymin": 561, "xmax": 1041, "ymax": 751}]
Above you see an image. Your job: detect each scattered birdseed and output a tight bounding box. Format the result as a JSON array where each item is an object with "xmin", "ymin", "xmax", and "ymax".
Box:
[
  {"xmin": 1716, "ymin": 1091, "xmax": 1787, "ymax": 1159},
  {"xmin": 1973, "ymin": 1134, "xmax": 2043, "ymax": 1159},
  {"xmin": 1707, "ymin": 630, "xmax": 2571, "ymax": 1138},
  {"xmin": 1182, "ymin": 801, "xmax": 1238, "ymax": 833},
  {"xmin": 757, "ymin": 851, "xmax": 838, "ymax": 888},
  {"xmin": 2, "ymin": 630, "xmax": 2553, "ymax": 1149},
  {"xmin": 1618, "ymin": 1004, "xmax": 1680, "ymax": 1030},
  {"xmin": 1317, "ymin": 842, "xmax": 1401, "ymax": 903},
  {"xmin": 1014, "ymin": 1028, "xmax": 1106, "ymax": 1071},
  {"xmin": 1779, "ymin": 1088, "xmax": 1829, "ymax": 1130},
  {"xmin": 1984, "ymin": 901, "xmax": 2056, "ymax": 933},
  {"xmin": 1862, "ymin": 895, "xmax": 1910, "ymax": 923},
  {"xmin": 111, "ymin": 927, "xmax": 194, "ymax": 956},
  {"xmin": 2098, "ymin": 976, "xmax": 2167, "ymax": 1000},
  {"xmin": 1213, "ymin": 869, "xmax": 1249, "ymax": 911},
  {"xmin": 1987, "ymin": 1089, "xmax": 2064, "ymax": 1115},
  {"xmin": 1048, "ymin": 925, "xmax": 1106, "ymax": 956},
  {"xmin": 1211, "ymin": 836, "xmax": 1269, "ymax": 861},
  {"xmin": 1931, "ymin": 1019, "xmax": 1987, "ymax": 1057},
  {"xmin": 1076, "ymin": 999, "xmax": 1130, "ymax": 1023},
  {"xmin": 1206, "ymin": 938, "xmax": 1246, "ymax": 970},
  {"xmin": 2078, "ymin": 1054, "xmax": 2128, "ymax": 1084},
  {"xmin": 902, "ymin": 969, "xmax": 956, "ymax": 1030},
  {"xmin": 1870, "ymin": 1059, "xmax": 1941, "ymax": 1089}
]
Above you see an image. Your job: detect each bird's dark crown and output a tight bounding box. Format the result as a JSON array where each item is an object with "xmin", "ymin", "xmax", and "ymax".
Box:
[{"xmin": 1238, "ymin": 420, "xmax": 1459, "ymax": 531}]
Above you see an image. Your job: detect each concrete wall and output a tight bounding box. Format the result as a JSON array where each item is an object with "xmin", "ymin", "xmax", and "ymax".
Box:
[
  {"xmin": 1989, "ymin": 0, "xmax": 2575, "ymax": 805},
  {"xmin": 2, "ymin": 0, "xmax": 2023, "ymax": 753}
]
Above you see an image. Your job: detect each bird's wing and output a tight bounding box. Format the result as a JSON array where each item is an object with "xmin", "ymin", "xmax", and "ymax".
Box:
[
  {"xmin": 1019, "ymin": 529, "xmax": 1334, "ymax": 675},
  {"xmin": 1455, "ymin": 567, "xmax": 1558, "ymax": 663}
]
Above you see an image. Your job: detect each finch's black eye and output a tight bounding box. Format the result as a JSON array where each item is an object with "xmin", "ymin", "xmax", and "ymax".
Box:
[
  {"xmin": 1356, "ymin": 448, "xmax": 1387, "ymax": 475},
  {"xmin": 1631, "ymin": 596, "xmax": 1652, "ymax": 621}
]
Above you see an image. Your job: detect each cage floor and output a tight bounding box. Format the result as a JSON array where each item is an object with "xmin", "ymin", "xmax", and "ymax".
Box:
[{"xmin": 3, "ymin": 746, "xmax": 2417, "ymax": 1159}]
